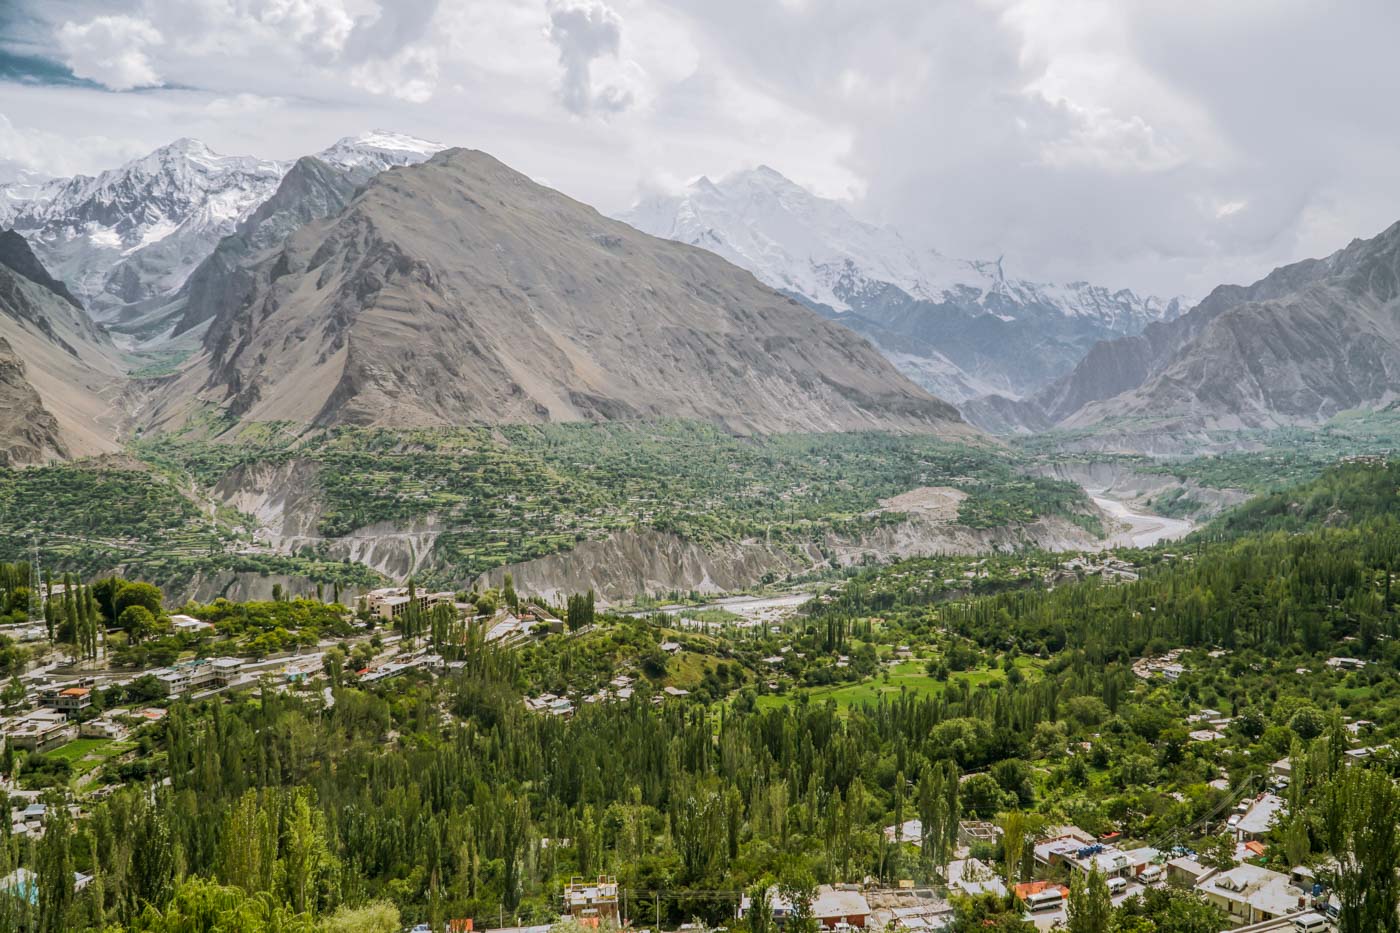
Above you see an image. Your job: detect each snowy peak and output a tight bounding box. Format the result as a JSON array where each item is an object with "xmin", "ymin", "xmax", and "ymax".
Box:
[
  {"xmin": 619, "ymin": 165, "xmax": 1188, "ymax": 400},
  {"xmin": 622, "ymin": 166, "xmax": 972, "ymax": 313},
  {"xmin": 0, "ymin": 131, "xmax": 446, "ymax": 324},
  {"xmin": 314, "ymin": 130, "xmax": 445, "ymax": 176}
]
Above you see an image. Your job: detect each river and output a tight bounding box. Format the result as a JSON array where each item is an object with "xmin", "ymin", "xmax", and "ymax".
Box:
[{"xmin": 1091, "ymin": 494, "xmax": 1195, "ymax": 548}]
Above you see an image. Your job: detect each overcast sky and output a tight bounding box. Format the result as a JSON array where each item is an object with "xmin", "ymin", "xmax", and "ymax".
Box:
[{"xmin": 2, "ymin": 0, "xmax": 1399, "ymax": 297}]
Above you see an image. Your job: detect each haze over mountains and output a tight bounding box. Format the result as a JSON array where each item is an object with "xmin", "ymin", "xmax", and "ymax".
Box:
[{"xmin": 621, "ymin": 167, "xmax": 1189, "ymax": 402}]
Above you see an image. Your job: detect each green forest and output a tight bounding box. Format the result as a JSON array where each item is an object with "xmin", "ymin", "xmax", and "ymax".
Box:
[{"xmin": 0, "ymin": 461, "xmax": 1396, "ymax": 931}]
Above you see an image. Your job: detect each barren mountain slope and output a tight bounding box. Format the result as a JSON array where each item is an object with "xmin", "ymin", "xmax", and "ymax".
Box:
[{"xmin": 154, "ymin": 149, "xmax": 972, "ymax": 437}]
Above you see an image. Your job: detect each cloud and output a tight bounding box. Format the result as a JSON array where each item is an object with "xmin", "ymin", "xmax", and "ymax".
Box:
[
  {"xmin": 0, "ymin": 112, "xmax": 142, "ymax": 182},
  {"xmin": 55, "ymin": 14, "xmax": 164, "ymax": 91},
  {"xmin": 545, "ymin": 0, "xmax": 635, "ymax": 115}
]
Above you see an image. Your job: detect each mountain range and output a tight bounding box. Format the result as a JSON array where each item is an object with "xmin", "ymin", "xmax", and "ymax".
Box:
[
  {"xmin": 0, "ymin": 132, "xmax": 443, "ymax": 336},
  {"xmin": 620, "ymin": 167, "xmax": 1188, "ymax": 401},
  {"xmin": 142, "ymin": 148, "xmax": 968, "ymax": 437},
  {"xmin": 962, "ymin": 221, "xmax": 1400, "ymax": 448},
  {"xmin": 5, "ymin": 130, "xmax": 1400, "ymax": 466}
]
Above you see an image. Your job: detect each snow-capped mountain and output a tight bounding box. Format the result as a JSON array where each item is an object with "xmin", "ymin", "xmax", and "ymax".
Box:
[
  {"xmin": 0, "ymin": 131, "xmax": 443, "ymax": 326},
  {"xmin": 621, "ymin": 167, "xmax": 1188, "ymax": 400}
]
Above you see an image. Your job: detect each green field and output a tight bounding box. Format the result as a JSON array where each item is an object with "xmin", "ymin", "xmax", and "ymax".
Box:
[{"xmin": 756, "ymin": 656, "xmax": 1039, "ymax": 711}]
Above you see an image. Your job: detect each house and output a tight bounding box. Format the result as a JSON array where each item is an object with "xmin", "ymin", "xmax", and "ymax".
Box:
[
  {"xmin": 957, "ymin": 820, "xmax": 1002, "ymax": 847},
  {"xmin": 1195, "ymin": 864, "xmax": 1309, "ymax": 925},
  {"xmin": 812, "ymin": 886, "xmax": 871, "ymax": 928},
  {"xmin": 1234, "ymin": 794, "xmax": 1287, "ymax": 842},
  {"xmin": 659, "ymin": 641, "xmax": 682, "ymax": 653},
  {"xmin": 563, "ymin": 876, "xmax": 619, "ymax": 923},
  {"xmin": 738, "ymin": 885, "xmax": 870, "ymax": 930},
  {"xmin": 169, "ymin": 614, "xmax": 213, "ymax": 633},
  {"xmin": 364, "ymin": 587, "xmax": 454, "ymax": 622},
  {"xmin": 150, "ymin": 657, "xmax": 245, "ymax": 696},
  {"xmin": 1033, "ymin": 830, "xmax": 1157, "ymax": 881},
  {"xmin": 884, "ymin": 819, "xmax": 924, "ymax": 846},
  {"xmin": 663, "ymin": 686, "xmax": 690, "ymax": 697},
  {"xmin": 4, "ymin": 709, "xmax": 76, "ymax": 752},
  {"xmin": 1, "ymin": 868, "xmax": 93, "ymax": 904},
  {"xmin": 39, "ymin": 685, "xmax": 93, "ymax": 714},
  {"xmin": 1270, "ymin": 758, "xmax": 1292, "ymax": 784},
  {"xmin": 946, "ymin": 859, "xmax": 1007, "ymax": 899},
  {"xmin": 79, "ymin": 713, "xmax": 129, "ymax": 740},
  {"xmin": 1165, "ymin": 856, "xmax": 1213, "ymax": 887},
  {"xmin": 1326, "ymin": 657, "xmax": 1367, "ymax": 671}
]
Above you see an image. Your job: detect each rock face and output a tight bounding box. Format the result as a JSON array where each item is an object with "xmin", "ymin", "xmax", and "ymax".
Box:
[
  {"xmin": 0, "ymin": 132, "xmax": 442, "ymax": 333},
  {"xmin": 963, "ymin": 221, "xmax": 1400, "ymax": 445},
  {"xmin": 0, "ymin": 233, "xmax": 127, "ymax": 462},
  {"xmin": 476, "ymin": 513, "xmax": 1104, "ymax": 604},
  {"xmin": 151, "ymin": 149, "xmax": 972, "ymax": 437},
  {"xmin": 621, "ymin": 166, "xmax": 1186, "ymax": 400}
]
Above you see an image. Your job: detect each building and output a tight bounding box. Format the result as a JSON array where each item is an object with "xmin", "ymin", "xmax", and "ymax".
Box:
[
  {"xmin": 885, "ymin": 819, "xmax": 924, "ymax": 846},
  {"xmin": 1326, "ymin": 657, "xmax": 1367, "ymax": 671},
  {"xmin": 957, "ymin": 820, "xmax": 1001, "ymax": 848},
  {"xmin": 563, "ymin": 876, "xmax": 619, "ymax": 923},
  {"xmin": 151, "ymin": 657, "xmax": 247, "ymax": 696},
  {"xmin": 740, "ymin": 885, "xmax": 871, "ymax": 930},
  {"xmin": 365, "ymin": 587, "xmax": 454, "ymax": 622},
  {"xmin": 810, "ymin": 886, "xmax": 870, "ymax": 928},
  {"xmin": 39, "ymin": 684, "xmax": 93, "ymax": 714},
  {"xmin": 1195, "ymin": 864, "xmax": 1309, "ymax": 925},
  {"xmin": 170, "ymin": 614, "xmax": 213, "ymax": 633},
  {"xmin": 4, "ymin": 710, "xmax": 76, "ymax": 752},
  {"xmin": 1233, "ymin": 794, "xmax": 1287, "ymax": 842},
  {"xmin": 946, "ymin": 859, "xmax": 1007, "ymax": 899},
  {"xmin": 1165, "ymin": 856, "xmax": 1214, "ymax": 888},
  {"xmin": 1033, "ymin": 830, "xmax": 1158, "ymax": 881}
]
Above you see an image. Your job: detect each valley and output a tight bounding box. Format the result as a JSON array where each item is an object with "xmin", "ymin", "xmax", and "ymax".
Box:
[{"xmin": 1, "ymin": 124, "xmax": 1398, "ymax": 933}]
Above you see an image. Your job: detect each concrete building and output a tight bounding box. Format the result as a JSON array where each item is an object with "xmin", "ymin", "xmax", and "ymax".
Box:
[
  {"xmin": 39, "ymin": 684, "xmax": 93, "ymax": 714},
  {"xmin": 4, "ymin": 710, "xmax": 76, "ymax": 752},
  {"xmin": 365, "ymin": 587, "xmax": 454, "ymax": 622},
  {"xmin": 1233, "ymin": 794, "xmax": 1287, "ymax": 843},
  {"xmin": 1195, "ymin": 864, "xmax": 1309, "ymax": 925},
  {"xmin": 563, "ymin": 876, "xmax": 619, "ymax": 923}
]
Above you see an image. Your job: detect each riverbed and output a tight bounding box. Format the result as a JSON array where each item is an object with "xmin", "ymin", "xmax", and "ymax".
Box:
[{"xmin": 1091, "ymin": 494, "xmax": 1195, "ymax": 548}]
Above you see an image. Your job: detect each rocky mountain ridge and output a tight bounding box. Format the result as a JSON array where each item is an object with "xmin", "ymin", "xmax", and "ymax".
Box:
[
  {"xmin": 144, "ymin": 148, "xmax": 971, "ymax": 438},
  {"xmin": 0, "ymin": 132, "xmax": 443, "ymax": 331},
  {"xmin": 620, "ymin": 166, "xmax": 1188, "ymax": 400}
]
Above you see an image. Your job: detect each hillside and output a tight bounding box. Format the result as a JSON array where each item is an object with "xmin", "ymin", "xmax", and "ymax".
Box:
[
  {"xmin": 151, "ymin": 149, "xmax": 971, "ymax": 437},
  {"xmin": 964, "ymin": 221, "xmax": 1400, "ymax": 445},
  {"xmin": 621, "ymin": 166, "xmax": 1186, "ymax": 400},
  {"xmin": 0, "ymin": 233, "xmax": 126, "ymax": 463}
]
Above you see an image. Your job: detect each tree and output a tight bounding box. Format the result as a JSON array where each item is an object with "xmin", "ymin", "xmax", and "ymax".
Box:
[
  {"xmin": 1321, "ymin": 767, "xmax": 1400, "ymax": 933},
  {"xmin": 1066, "ymin": 867, "xmax": 1112, "ymax": 933},
  {"xmin": 119, "ymin": 605, "xmax": 157, "ymax": 644},
  {"xmin": 999, "ymin": 810, "xmax": 1027, "ymax": 887},
  {"xmin": 746, "ymin": 883, "xmax": 774, "ymax": 933},
  {"xmin": 36, "ymin": 792, "xmax": 74, "ymax": 933},
  {"xmin": 960, "ymin": 773, "xmax": 1013, "ymax": 818},
  {"xmin": 503, "ymin": 573, "xmax": 518, "ymax": 612},
  {"xmin": 1200, "ymin": 834, "xmax": 1237, "ymax": 872},
  {"xmin": 1289, "ymin": 706, "xmax": 1328, "ymax": 741},
  {"xmin": 114, "ymin": 581, "xmax": 164, "ymax": 619}
]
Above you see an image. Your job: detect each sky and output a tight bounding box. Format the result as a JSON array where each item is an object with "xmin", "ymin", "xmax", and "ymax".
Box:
[{"xmin": 1, "ymin": 0, "xmax": 1399, "ymax": 298}]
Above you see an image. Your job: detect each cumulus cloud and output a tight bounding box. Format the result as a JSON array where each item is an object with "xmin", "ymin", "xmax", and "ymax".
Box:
[
  {"xmin": 55, "ymin": 14, "xmax": 164, "ymax": 91},
  {"xmin": 546, "ymin": 0, "xmax": 635, "ymax": 115}
]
